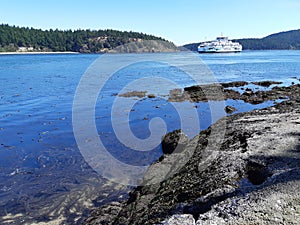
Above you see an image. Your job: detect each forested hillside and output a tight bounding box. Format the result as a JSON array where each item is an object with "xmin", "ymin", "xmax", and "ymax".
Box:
[
  {"xmin": 236, "ymin": 29, "xmax": 300, "ymax": 50},
  {"xmin": 182, "ymin": 29, "xmax": 300, "ymax": 51},
  {"xmin": 0, "ymin": 24, "xmax": 176, "ymax": 53}
]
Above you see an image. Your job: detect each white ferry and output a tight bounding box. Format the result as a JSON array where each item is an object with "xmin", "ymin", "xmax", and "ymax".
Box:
[{"xmin": 198, "ymin": 36, "xmax": 242, "ymax": 53}]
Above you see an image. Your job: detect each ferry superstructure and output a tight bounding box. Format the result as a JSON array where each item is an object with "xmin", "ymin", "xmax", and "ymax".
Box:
[{"xmin": 198, "ymin": 36, "xmax": 242, "ymax": 53}]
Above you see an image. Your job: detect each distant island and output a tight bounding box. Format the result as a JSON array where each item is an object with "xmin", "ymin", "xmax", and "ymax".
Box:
[
  {"xmin": 0, "ymin": 24, "xmax": 177, "ymax": 53},
  {"xmin": 183, "ymin": 29, "xmax": 300, "ymax": 51},
  {"xmin": 2, "ymin": 24, "xmax": 300, "ymax": 53}
]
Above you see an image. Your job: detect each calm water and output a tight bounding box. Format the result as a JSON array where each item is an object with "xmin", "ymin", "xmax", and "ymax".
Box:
[{"xmin": 0, "ymin": 51, "xmax": 300, "ymax": 224}]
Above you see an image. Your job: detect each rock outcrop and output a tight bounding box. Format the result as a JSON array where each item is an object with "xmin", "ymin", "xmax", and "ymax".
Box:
[
  {"xmin": 84, "ymin": 84, "xmax": 300, "ymax": 225},
  {"xmin": 165, "ymin": 81, "xmax": 293, "ymax": 105}
]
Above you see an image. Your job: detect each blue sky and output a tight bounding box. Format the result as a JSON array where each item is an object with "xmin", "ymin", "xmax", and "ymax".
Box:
[{"xmin": 1, "ymin": 0, "xmax": 300, "ymax": 45}]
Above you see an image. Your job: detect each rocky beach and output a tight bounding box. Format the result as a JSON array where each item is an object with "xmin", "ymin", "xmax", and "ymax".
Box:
[{"xmin": 84, "ymin": 82, "xmax": 300, "ymax": 225}]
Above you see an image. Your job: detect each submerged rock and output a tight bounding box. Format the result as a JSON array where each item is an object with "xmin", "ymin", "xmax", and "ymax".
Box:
[
  {"xmin": 119, "ymin": 91, "xmax": 147, "ymax": 98},
  {"xmin": 252, "ymin": 80, "xmax": 283, "ymax": 87},
  {"xmin": 148, "ymin": 94, "xmax": 156, "ymax": 98},
  {"xmin": 221, "ymin": 81, "xmax": 248, "ymax": 88},
  {"xmin": 225, "ymin": 105, "xmax": 237, "ymax": 114}
]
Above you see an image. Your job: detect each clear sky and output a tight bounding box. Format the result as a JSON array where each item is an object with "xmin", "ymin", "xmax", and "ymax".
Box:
[{"xmin": 1, "ymin": 0, "xmax": 300, "ymax": 45}]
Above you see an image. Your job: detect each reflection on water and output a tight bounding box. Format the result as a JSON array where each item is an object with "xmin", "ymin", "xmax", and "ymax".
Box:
[{"xmin": 0, "ymin": 51, "xmax": 300, "ymax": 224}]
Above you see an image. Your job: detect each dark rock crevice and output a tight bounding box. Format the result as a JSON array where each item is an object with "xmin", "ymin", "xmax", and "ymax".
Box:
[{"xmin": 245, "ymin": 160, "xmax": 273, "ymax": 185}]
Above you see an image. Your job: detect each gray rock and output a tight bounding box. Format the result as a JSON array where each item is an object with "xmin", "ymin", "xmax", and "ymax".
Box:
[
  {"xmin": 84, "ymin": 201, "xmax": 123, "ymax": 225},
  {"xmin": 84, "ymin": 84, "xmax": 300, "ymax": 225},
  {"xmin": 161, "ymin": 214, "xmax": 195, "ymax": 225}
]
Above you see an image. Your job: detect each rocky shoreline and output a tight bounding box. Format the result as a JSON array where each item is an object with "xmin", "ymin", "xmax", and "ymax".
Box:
[
  {"xmin": 168, "ymin": 80, "xmax": 289, "ymax": 105},
  {"xmin": 84, "ymin": 83, "xmax": 300, "ymax": 225}
]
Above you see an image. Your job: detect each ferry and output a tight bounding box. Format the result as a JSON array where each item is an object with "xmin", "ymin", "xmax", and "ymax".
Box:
[{"xmin": 198, "ymin": 36, "xmax": 242, "ymax": 53}]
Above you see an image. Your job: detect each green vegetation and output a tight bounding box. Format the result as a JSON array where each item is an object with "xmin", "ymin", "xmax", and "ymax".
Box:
[
  {"xmin": 0, "ymin": 24, "xmax": 176, "ymax": 53},
  {"xmin": 182, "ymin": 29, "xmax": 300, "ymax": 51},
  {"xmin": 236, "ymin": 29, "xmax": 300, "ymax": 50}
]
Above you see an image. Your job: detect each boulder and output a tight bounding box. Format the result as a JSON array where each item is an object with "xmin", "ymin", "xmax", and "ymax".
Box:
[
  {"xmin": 225, "ymin": 105, "xmax": 237, "ymax": 114},
  {"xmin": 161, "ymin": 129, "xmax": 189, "ymax": 154}
]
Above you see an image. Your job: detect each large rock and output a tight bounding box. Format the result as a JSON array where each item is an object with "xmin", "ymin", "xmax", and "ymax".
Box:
[{"xmin": 161, "ymin": 129, "xmax": 189, "ymax": 154}]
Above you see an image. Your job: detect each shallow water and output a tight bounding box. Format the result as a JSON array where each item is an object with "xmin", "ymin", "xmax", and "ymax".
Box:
[{"xmin": 0, "ymin": 51, "xmax": 300, "ymax": 224}]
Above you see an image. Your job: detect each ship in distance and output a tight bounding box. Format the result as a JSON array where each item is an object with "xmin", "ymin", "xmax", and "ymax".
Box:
[{"xmin": 198, "ymin": 36, "xmax": 242, "ymax": 53}]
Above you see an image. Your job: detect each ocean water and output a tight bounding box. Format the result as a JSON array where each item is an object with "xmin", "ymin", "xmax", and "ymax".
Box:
[{"xmin": 0, "ymin": 51, "xmax": 300, "ymax": 224}]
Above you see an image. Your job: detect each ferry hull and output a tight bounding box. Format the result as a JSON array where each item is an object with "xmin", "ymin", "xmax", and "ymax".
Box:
[{"xmin": 198, "ymin": 49, "xmax": 242, "ymax": 53}]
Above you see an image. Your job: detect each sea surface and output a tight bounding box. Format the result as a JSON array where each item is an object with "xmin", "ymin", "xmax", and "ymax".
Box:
[{"xmin": 0, "ymin": 50, "xmax": 300, "ymax": 224}]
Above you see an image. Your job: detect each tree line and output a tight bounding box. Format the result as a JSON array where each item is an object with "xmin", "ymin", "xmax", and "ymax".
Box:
[
  {"xmin": 0, "ymin": 24, "xmax": 173, "ymax": 53},
  {"xmin": 236, "ymin": 29, "xmax": 300, "ymax": 50}
]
